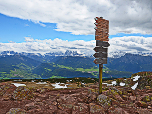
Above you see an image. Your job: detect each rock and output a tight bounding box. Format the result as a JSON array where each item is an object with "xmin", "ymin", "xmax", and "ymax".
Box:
[
  {"xmin": 135, "ymin": 101, "xmax": 148, "ymax": 108},
  {"xmin": 136, "ymin": 95, "xmax": 142, "ymax": 101},
  {"xmin": 25, "ymin": 102, "xmax": 35, "ymax": 111},
  {"xmin": 111, "ymin": 98, "xmax": 119, "ymax": 106},
  {"xmin": 89, "ymin": 103, "xmax": 105, "ymax": 114},
  {"xmin": 97, "ymin": 94, "xmax": 111, "ymax": 111},
  {"xmin": 72, "ymin": 103, "xmax": 89, "ymax": 114},
  {"xmin": 129, "ymin": 96, "xmax": 136, "ymax": 101},
  {"xmin": 106, "ymin": 89, "xmax": 124, "ymax": 102},
  {"xmin": 6, "ymin": 108, "xmax": 26, "ymax": 114},
  {"xmin": 82, "ymin": 92, "xmax": 98, "ymax": 103},
  {"xmin": 108, "ymin": 107, "xmax": 129, "ymax": 114},
  {"xmin": 148, "ymin": 106, "xmax": 151, "ymax": 109},
  {"xmin": 12, "ymin": 86, "xmax": 35, "ymax": 100},
  {"xmin": 77, "ymin": 97, "xmax": 83, "ymax": 102},
  {"xmin": 52, "ymin": 101, "xmax": 58, "ymax": 105},
  {"xmin": 48, "ymin": 104, "xmax": 58, "ymax": 111},
  {"xmin": 89, "ymin": 85, "xmax": 98, "ymax": 88},
  {"xmin": 143, "ymin": 95, "xmax": 151, "ymax": 102},
  {"xmin": 2, "ymin": 93, "xmax": 10, "ymax": 101},
  {"xmin": 128, "ymin": 93, "xmax": 132, "ymax": 96},
  {"xmin": 108, "ymin": 106, "xmax": 115, "ymax": 114},
  {"xmin": 114, "ymin": 94, "xmax": 124, "ymax": 102},
  {"xmin": 88, "ymin": 92, "xmax": 98, "ymax": 101},
  {"xmin": 57, "ymin": 109, "xmax": 69, "ymax": 114},
  {"xmin": 137, "ymin": 109, "xmax": 152, "ymax": 114},
  {"xmin": 37, "ymin": 93, "xmax": 48, "ymax": 98},
  {"xmin": 146, "ymin": 90, "xmax": 152, "ymax": 93},
  {"xmin": 58, "ymin": 103, "xmax": 73, "ymax": 113},
  {"xmin": 122, "ymin": 95, "xmax": 128, "ymax": 101},
  {"xmin": 2, "ymin": 78, "xmax": 152, "ymax": 114},
  {"xmin": 148, "ymin": 93, "xmax": 152, "ymax": 96},
  {"xmin": 81, "ymin": 90, "xmax": 89, "ymax": 96},
  {"xmin": 57, "ymin": 95, "xmax": 76, "ymax": 113},
  {"xmin": 34, "ymin": 101, "xmax": 44, "ymax": 106},
  {"xmin": 70, "ymin": 92, "xmax": 81, "ymax": 97},
  {"xmin": 34, "ymin": 98, "xmax": 41, "ymax": 102},
  {"xmin": 113, "ymin": 107, "xmax": 129, "ymax": 114},
  {"xmin": 59, "ymin": 89, "xmax": 80, "ymax": 94}
]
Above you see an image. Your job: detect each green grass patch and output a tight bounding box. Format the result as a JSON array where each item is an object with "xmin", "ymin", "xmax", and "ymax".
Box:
[
  {"xmin": 0, "ymin": 72, "xmax": 6, "ymax": 74},
  {"xmin": 49, "ymin": 75, "xmax": 66, "ymax": 79}
]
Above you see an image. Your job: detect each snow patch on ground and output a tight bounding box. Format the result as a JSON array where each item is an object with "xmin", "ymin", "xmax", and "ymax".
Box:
[
  {"xmin": 12, "ymin": 83, "xmax": 26, "ymax": 87},
  {"xmin": 131, "ymin": 82, "xmax": 138, "ymax": 90},
  {"xmin": 132, "ymin": 75, "xmax": 140, "ymax": 81},
  {"xmin": 51, "ymin": 82, "xmax": 69, "ymax": 89}
]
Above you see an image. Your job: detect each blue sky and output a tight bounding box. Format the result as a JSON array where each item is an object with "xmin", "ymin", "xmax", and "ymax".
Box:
[
  {"xmin": 0, "ymin": 13, "xmax": 152, "ymax": 43},
  {"xmin": 0, "ymin": 13, "xmax": 94, "ymax": 43},
  {"xmin": 0, "ymin": 0, "xmax": 152, "ymax": 57},
  {"xmin": 0, "ymin": 13, "xmax": 95, "ymax": 43}
]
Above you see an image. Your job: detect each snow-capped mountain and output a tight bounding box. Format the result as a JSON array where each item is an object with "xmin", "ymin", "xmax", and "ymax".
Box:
[
  {"xmin": 0, "ymin": 50, "xmax": 84, "ymax": 57},
  {"xmin": 1, "ymin": 50, "xmax": 152, "ymax": 59},
  {"xmin": 109, "ymin": 51, "xmax": 152, "ymax": 58}
]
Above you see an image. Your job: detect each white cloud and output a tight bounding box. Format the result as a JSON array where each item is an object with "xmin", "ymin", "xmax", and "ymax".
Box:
[
  {"xmin": 0, "ymin": 37, "xmax": 96, "ymax": 56},
  {"xmin": 24, "ymin": 37, "xmax": 35, "ymax": 42},
  {"xmin": 25, "ymin": 24, "xmax": 29, "ymax": 27},
  {"xmin": 108, "ymin": 36, "xmax": 152, "ymax": 56},
  {"xmin": 0, "ymin": 36, "xmax": 152, "ymax": 57},
  {"xmin": 0, "ymin": 0, "xmax": 151, "ymax": 35},
  {"xmin": 30, "ymin": 20, "xmax": 46, "ymax": 27}
]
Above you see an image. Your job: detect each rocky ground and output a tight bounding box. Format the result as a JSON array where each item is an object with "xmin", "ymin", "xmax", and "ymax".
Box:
[{"xmin": 0, "ymin": 75, "xmax": 152, "ymax": 114}]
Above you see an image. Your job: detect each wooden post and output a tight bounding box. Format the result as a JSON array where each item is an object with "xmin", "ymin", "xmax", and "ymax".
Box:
[
  {"xmin": 94, "ymin": 17, "xmax": 109, "ymax": 95},
  {"xmin": 99, "ymin": 64, "xmax": 103, "ymax": 94}
]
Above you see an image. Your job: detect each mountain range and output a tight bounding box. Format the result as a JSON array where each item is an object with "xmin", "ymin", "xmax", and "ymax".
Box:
[{"xmin": 0, "ymin": 51, "xmax": 152, "ymax": 79}]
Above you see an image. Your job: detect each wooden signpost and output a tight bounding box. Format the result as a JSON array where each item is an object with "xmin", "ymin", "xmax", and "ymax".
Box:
[
  {"xmin": 93, "ymin": 17, "xmax": 110, "ymax": 94},
  {"xmin": 93, "ymin": 47, "xmax": 107, "ymax": 52},
  {"xmin": 96, "ymin": 40, "xmax": 110, "ymax": 47},
  {"xmin": 93, "ymin": 53, "xmax": 107, "ymax": 58},
  {"xmin": 93, "ymin": 58, "xmax": 107, "ymax": 64}
]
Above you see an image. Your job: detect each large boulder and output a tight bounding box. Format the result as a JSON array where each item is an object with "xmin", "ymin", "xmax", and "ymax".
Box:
[
  {"xmin": 6, "ymin": 108, "xmax": 26, "ymax": 114},
  {"xmin": 89, "ymin": 103, "xmax": 106, "ymax": 114},
  {"xmin": 97, "ymin": 94, "xmax": 111, "ymax": 111},
  {"xmin": 72, "ymin": 103, "xmax": 89, "ymax": 114}
]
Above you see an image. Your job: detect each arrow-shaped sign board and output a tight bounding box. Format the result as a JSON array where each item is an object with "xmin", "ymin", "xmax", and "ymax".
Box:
[
  {"xmin": 95, "ymin": 25, "xmax": 109, "ymax": 31},
  {"xmin": 95, "ymin": 36, "xmax": 109, "ymax": 41},
  {"xmin": 95, "ymin": 30, "xmax": 109, "ymax": 36},
  {"xmin": 94, "ymin": 47, "xmax": 108, "ymax": 52},
  {"xmin": 95, "ymin": 18, "xmax": 108, "ymax": 25},
  {"xmin": 93, "ymin": 58, "xmax": 107, "ymax": 64},
  {"xmin": 96, "ymin": 40, "xmax": 110, "ymax": 47},
  {"xmin": 93, "ymin": 52, "xmax": 107, "ymax": 58}
]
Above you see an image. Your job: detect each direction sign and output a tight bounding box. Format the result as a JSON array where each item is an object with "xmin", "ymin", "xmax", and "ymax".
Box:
[
  {"xmin": 95, "ymin": 21, "xmax": 109, "ymax": 26},
  {"xmin": 95, "ymin": 28, "xmax": 109, "ymax": 33},
  {"xmin": 93, "ymin": 47, "xmax": 107, "ymax": 52},
  {"xmin": 93, "ymin": 58, "xmax": 107, "ymax": 64},
  {"xmin": 94, "ymin": 17, "xmax": 103, "ymax": 21},
  {"xmin": 96, "ymin": 40, "xmax": 110, "ymax": 47},
  {"xmin": 95, "ymin": 25, "xmax": 109, "ymax": 29},
  {"xmin": 95, "ymin": 19, "xmax": 108, "ymax": 24},
  {"xmin": 94, "ymin": 17, "xmax": 109, "ymax": 94},
  {"xmin": 93, "ymin": 52, "xmax": 107, "ymax": 58},
  {"xmin": 95, "ymin": 36, "xmax": 109, "ymax": 41},
  {"xmin": 95, "ymin": 35, "xmax": 109, "ymax": 38},
  {"xmin": 95, "ymin": 34, "xmax": 109, "ymax": 38},
  {"xmin": 94, "ymin": 20, "xmax": 109, "ymax": 26},
  {"xmin": 95, "ymin": 33, "xmax": 109, "ymax": 37},
  {"xmin": 94, "ymin": 26, "xmax": 109, "ymax": 31}
]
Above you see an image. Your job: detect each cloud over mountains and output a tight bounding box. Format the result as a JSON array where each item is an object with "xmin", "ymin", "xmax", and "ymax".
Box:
[
  {"xmin": 0, "ymin": 36, "xmax": 152, "ymax": 57},
  {"xmin": 0, "ymin": 0, "xmax": 152, "ymax": 35}
]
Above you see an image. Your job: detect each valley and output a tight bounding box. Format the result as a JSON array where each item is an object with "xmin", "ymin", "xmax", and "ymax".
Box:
[{"xmin": 0, "ymin": 52, "xmax": 152, "ymax": 80}]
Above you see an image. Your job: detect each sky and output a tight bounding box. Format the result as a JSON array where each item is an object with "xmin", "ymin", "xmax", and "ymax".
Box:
[{"xmin": 0, "ymin": 0, "xmax": 152, "ymax": 57}]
